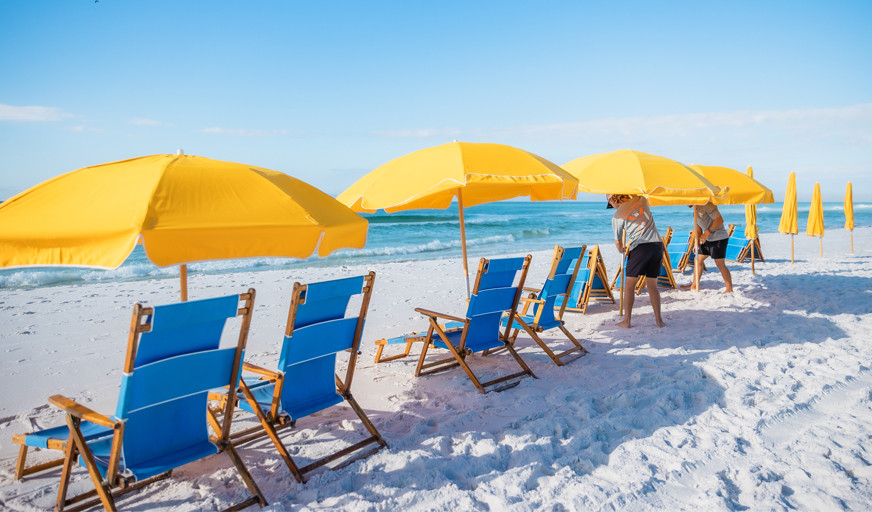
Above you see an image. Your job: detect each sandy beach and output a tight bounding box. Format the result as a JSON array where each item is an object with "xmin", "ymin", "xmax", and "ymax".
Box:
[{"xmin": 1, "ymin": 227, "xmax": 870, "ymax": 511}]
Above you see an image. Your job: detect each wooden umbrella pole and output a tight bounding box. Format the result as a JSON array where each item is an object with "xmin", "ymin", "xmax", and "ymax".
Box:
[
  {"xmin": 820, "ymin": 238, "xmax": 823, "ymax": 258},
  {"xmin": 180, "ymin": 264, "xmax": 188, "ymax": 302},
  {"xmin": 619, "ymin": 230, "xmax": 627, "ymax": 317},
  {"xmin": 457, "ymin": 189, "xmax": 470, "ymax": 298},
  {"xmin": 790, "ymin": 234, "xmax": 794, "ymax": 264},
  {"xmin": 751, "ymin": 237, "xmax": 756, "ymax": 275},
  {"xmin": 851, "ymin": 231, "xmax": 854, "ymax": 254}
]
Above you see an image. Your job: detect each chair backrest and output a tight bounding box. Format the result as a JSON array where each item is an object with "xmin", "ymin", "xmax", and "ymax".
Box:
[
  {"xmin": 464, "ymin": 256, "xmax": 530, "ymax": 352},
  {"xmin": 725, "ymin": 235, "xmax": 748, "ymax": 261},
  {"xmin": 277, "ymin": 273, "xmax": 374, "ymax": 417},
  {"xmin": 115, "ymin": 291, "xmax": 253, "ymax": 475},
  {"xmin": 666, "ymin": 230, "xmax": 694, "ymax": 270},
  {"xmin": 531, "ymin": 246, "xmax": 585, "ymax": 324}
]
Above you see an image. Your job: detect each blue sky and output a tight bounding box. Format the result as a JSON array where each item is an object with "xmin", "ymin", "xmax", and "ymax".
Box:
[{"xmin": 1, "ymin": 0, "xmax": 870, "ymax": 202}]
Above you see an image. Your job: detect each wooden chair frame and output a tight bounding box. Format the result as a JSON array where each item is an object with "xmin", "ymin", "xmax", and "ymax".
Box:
[
  {"xmin": 414, "ymin": 256, "xmax": 537, "ymax": 394},
  {"xmin": 563, "ymin": 245, "xmax": 616, "ymax": 314},
  {"xmin": 228, "ymin": 273, "xmax": 386, "ymax": 483},
  {"xmin": 49, "ymin": 291, "xmax": 265, "ymax": 512},
  {"xmin": 501, "ymin": 245, "xmax": 588, "ymax": 366}
]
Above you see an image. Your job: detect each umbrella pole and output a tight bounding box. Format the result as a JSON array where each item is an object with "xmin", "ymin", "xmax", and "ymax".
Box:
[
  {"xmin": 751, "ymin": 238, "xmax": 756, "ymax": 275},
  {"xmin": 851, "ymin": 231, "xmax": 854, "ymax": 254},
  {"xmin": 619, "ymin": 231, "xmax": 627, "ymax": 317},
  {"xmin": 820, "ymin": 238, "xmax": 823, "ymax": 258},
  {"xmin": 457, "ymin": 190, "xmax": 470, "ymax": 298},
  {"xmin": 790, "ymin": 235, "xmax": 794, "ymax": 264},
  {"xmin": 180, "ymin": 264, "xmax": 188, "ymax": 302}
]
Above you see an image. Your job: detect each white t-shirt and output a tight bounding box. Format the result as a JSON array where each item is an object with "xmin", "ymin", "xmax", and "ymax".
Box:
[{"xmin": 612, "ymin": 196, "xmax": 661, "ymax": 252}]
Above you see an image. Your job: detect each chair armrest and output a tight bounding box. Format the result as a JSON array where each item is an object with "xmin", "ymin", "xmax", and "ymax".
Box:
[
  {"xmin": 521, "ymin": 286, "xmax": 542, "ymax": 294},
  {"xmin": 518, "ymin": 296, "xmax": 545, "ymax": 305},
  {"xmin": 48, "ymin": 395, "xmax": 118, "ymax": 429},
  {"xmin": 414, "ymin": 308, "xmax": 466, "ymax": 323},
  {"xmin": 242, "ymin": 362, "xmax": 280, "ymax": 379}
]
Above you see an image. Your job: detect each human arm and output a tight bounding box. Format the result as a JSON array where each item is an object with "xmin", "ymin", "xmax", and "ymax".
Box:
[{"xmin": 699, "ymin": 206, "xmax": 724, "ymax": 243}]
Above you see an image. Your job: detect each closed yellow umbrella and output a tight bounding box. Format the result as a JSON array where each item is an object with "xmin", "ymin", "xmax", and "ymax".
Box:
[
  {"xmin": 807, "ymin": 182, "xmax": 824, "ymax": 257},
  {"xmin": 563, "ymin": 150, "xmax": 721, "ymax": 205},
  {"xmin": 779, "ymin": 172, "xmax": 799, "ymax": 263},
  {"xmin": 745, "ymin": 166, "xmax": 760, "ymax": 274},
  {"xmin": 0, "ymin": 153, "xmax": 368, "ymax": 300},
  {"xmin": 338, "ymin": 141, "xmax": 578, "ymax": 295},
  {"xmin": 845, "ymin": 182, "xmax": 854, "ymax": 253}
]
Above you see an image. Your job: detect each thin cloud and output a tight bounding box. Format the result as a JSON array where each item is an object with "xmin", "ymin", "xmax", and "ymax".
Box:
[
  {"xmin": 0, "ymin": 104, "xmax": 70, "ymax": 122},
  {"xmin": 201, "ymin": 127, "xmax": 289, "ymax": 137},
  {"xmin": 371, "ymin": 103, "xmax": 872, "ymax": 142},
  {"xmin": 129, "ymin": 117, "xmax": 163, "ymax": 126},
  {"xmin": 371, "ymin": 127, "xmax": 463, "ymax": 138},
  {"xmin": 492, "ymin": 103, "xmax": 872, "ymax": 140}
]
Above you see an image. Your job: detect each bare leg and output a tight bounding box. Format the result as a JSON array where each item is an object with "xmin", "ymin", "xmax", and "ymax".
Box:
[
  {"xmin": 645, "ymin": 277, "xmax": 665, "ymax": 327},
  {"xmin": 617, "ymin": 276, "xmax": 638, "ymax": 328},
  {"xmin": 713, "ymin": 258, "xmax": 732, "ymax": 293},
  {"xmin": 681, "ymin": 254, "xmax": 708, "ymax": 291}
]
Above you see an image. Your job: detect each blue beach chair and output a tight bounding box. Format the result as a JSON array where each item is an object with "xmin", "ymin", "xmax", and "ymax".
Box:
[
  {"xmin": 725, "ymin": 230, "xmax": 765, "ymax": 263},
  {"xmin": 666, "ymin": 229, "xmax": 695, "ymax": 274},
  {"xmin": 226, "ymin": 273, "xmax": 386, "ymax": 483},
  {"xmin": 414, "ymin": 255, "xmax": 536, "ymax": 394},
  {"xmin": 46, "ymin": 290, "xmax": 265, "ymax": 511},
  {"xmin": 501, "ymin": 245, "xmax": 588, "ymax": 366},
  {"xmin": 556, "ymin": 245, "xmax": 615, "ymax": 314}
]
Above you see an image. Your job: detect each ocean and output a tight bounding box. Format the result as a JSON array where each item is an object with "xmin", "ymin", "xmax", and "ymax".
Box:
[{"xmin": 1, "ymin": 201, "xmax": 867, "ymax": 290}]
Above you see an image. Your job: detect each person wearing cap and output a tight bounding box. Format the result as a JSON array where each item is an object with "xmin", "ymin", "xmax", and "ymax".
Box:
[
  {"xmin": 681, "ymin": 201, "xmax": 733, "ymax": 293},
  {"xmin": 607, "ymin": 194, "xmax": 665, "ymax": 328}
]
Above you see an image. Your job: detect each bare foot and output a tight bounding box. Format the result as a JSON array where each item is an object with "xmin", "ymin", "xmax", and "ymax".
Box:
[
  {"xmin": 680, "ymin": 284, "xmax": 699, "ymax": 292},
  {"xmin": 616, "ymin": 319, "xmax": 631, "ymax": 328},
  {"xmin": 721, "ymin": 288, "xmax": 733, "ymax": 294},
  {"xmin": 655, "ymin": 319, "xmax": 665, "ymax": 328}
]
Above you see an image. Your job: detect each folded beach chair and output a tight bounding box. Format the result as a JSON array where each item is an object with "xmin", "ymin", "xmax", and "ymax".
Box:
[
  {"xmin": 557, "ymin": 245, "xmax": 615, "ymax": 314},
  {"xmin": 414, "ymin": 255, "xmax": 536, "ymax": 393},
  {"xmin": 611, "ymin": 258, "xmax": 647, "ymax": 295},
  {"xmin": 41, "ymin": 291, "xmax": 266, "ymax": 512},
  {"xmin": 223, "ymin": 273, "xmax": 386, "ymax": 483},
  {"xmin": 662, "ymin": 226, "xmax": 674, "ymax": 245},
  {"xmin": 636, "ymin": 237, "xmax": 678, "ymax": 291},
  {"xmin": 667, "ymin": 229, "xmax": 695, "ymax": 274},
  {"xmin": 725, "ymin": 229, "xmax": 765, "ymax": 263},
  {"xmin": 500, "ymin": 245, "xmax": 588, "ymax": 366}
]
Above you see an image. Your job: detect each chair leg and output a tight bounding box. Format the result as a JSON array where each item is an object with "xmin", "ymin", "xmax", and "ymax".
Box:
[
  {"xmin": 445, "ymin": 343, "xmax": 487, "ymax": 394},
  {"xmin": 414, "ymin": 325, "xmax": 436, "ymax": 377},
  {"xmin": 63, "ymin": 416, "xmax": 117, "ymax": 512},
  {"xmin": 238, "ymin": 381, "xmax": 304, "ymax": 483},
  {"xmin": 374, "ymin": 338, "xmax": 416, "ymax": 363},
  {"xmin": 56, "ymin": 430, "xmax": 78, "ymax": 511},
  {"xmin": 222, "ymin": 441, "xmax": 268, "ymax": 508},
  {"xmin": 501, "ymin": 340, "xmax": 537, "ymax": 381},
  {"xmin": 15, "ymin": 445, "xmax": 28, "ymax": 480},
  {"xmin": 514, "ymin": 318, "xmax": 564, "ymax": 367}
]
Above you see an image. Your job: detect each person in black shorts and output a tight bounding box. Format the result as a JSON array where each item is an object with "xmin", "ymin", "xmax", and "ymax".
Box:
[
  {"xmin": 681, "ymin": 202, "xmax": 733, "ymax": 293},
  {"xmin": 608, "ymin": 194, "xmax": 665, "ymax": 328}
]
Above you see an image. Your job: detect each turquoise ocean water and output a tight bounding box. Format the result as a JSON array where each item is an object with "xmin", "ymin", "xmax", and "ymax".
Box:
[{"xmin": 1, "ymin": 201, "xmax": 868, "ymax": 290}]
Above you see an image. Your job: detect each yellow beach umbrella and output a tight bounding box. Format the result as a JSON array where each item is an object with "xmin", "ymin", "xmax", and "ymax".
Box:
[
  {"xmin": 562, "ymin": 150, "xmax": 721, "ymax": 205},
  {"xmin": 745, "ymin": 166, "xmax": 760, "ymax": 274},
  {"xmin": 686, "ymin": 164, "xmax": 775, "ymax": 205},
  {"xmin": 0, "ymin": 153, "xmax": 368, "ymax": 300},
  {"xmin": 338, "ymin": 141, "xmax": 578, "ymax": 296},
  {"xmin": 845, "ymin": 182, "xmax": 854, "ymax": 253},
  {"xmin": 807, "ymin": 182, "xmax": 824, "ymax": 257},
  {"xmin": 779, "ymin": 172, "xmax": 799, "ymax": 263}
]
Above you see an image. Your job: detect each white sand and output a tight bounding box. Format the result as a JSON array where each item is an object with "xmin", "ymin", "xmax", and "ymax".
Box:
[{"xmin": 1, "ymin": 228, "xmax": 870, "ymax": 511}]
